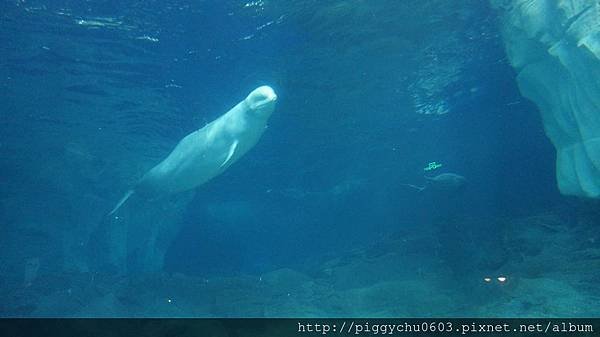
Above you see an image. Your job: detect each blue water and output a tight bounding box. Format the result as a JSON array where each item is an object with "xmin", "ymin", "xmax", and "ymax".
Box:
[{"xmin": 1, "ymin": 0, "xmax": 598, "ymax": 317}]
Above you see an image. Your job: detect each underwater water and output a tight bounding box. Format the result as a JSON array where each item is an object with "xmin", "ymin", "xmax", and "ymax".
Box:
[{"xmin": 1, "ymin": 0, "xmax": 599, "ymax": 317}]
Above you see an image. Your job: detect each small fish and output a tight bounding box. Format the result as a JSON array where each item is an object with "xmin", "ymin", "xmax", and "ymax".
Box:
[{"xmin": 401, "ymin": 173, "xmax": 467, "ymax": 192}]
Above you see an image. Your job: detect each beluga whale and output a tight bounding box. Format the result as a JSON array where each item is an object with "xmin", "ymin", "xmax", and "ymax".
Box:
[{"xmin": 109, "ymin": 85, "xmax": 277, "ymax": 215}]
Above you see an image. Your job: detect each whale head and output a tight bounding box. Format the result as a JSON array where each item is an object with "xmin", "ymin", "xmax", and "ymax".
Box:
[{"xmin": 245, "ymin": 86, "xmax": 277, "ymax": 117}]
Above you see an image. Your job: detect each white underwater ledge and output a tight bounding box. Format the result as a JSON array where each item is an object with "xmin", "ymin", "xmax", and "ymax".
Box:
[{"xmin": 492, "ymin": 0, "xmax": 600, "ymax": 198}]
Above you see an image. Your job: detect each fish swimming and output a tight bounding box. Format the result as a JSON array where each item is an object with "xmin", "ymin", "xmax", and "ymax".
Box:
[{"xmin": 401, "ymin": 173, "xmax": 467, "ymax": 192}]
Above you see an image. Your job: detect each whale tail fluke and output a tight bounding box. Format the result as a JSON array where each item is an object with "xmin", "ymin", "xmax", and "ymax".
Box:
[
  {"xmin": 109, "ymin": 189, "xmax": 135, "ymax": 215},
  {"xmin": 400, "ymin": 183, "xmax": 426, "ymax": 192}
]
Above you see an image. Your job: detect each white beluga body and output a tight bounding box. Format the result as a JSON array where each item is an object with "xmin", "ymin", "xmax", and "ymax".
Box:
[{"xmin": 109, "ymin": 86, "xmax": 277, "ymax": 215}]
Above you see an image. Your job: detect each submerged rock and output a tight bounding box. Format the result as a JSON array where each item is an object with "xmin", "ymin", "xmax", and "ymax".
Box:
[{"xmin": 493, "ymin": 0, "xmax": 600, "ymax": 198}]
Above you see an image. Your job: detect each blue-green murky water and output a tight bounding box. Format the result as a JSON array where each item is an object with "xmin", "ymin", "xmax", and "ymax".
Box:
[{"xmin": 0, "ymin": 0, "xmax": 598, "ymax": 317}]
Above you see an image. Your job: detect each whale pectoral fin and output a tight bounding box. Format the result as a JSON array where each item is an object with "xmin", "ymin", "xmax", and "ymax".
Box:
[
  {"xmin": 220, "ymin": 139, "xmax": 239, "ymax": 168},
  {"xmin": 109, "ymin": 189, "xmax": 135, "ymax": 215}
]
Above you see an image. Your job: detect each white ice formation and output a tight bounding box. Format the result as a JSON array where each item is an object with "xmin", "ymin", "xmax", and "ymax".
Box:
[{"xmin": 493, "ymin": 0, "xmax": 600, "ymax": 198}]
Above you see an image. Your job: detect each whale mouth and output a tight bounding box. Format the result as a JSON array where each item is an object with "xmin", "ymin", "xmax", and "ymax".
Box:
[{"xmin": 252, "ymin": 95, "xmax": 277, "ymax": 109}]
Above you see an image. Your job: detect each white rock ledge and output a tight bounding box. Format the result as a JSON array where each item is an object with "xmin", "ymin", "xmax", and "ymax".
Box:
[{"xmin": 492, "ymin": 0, "xmax": 600, "ymax": 198}]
